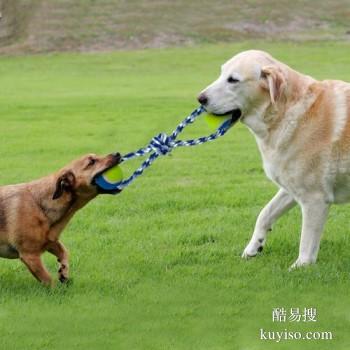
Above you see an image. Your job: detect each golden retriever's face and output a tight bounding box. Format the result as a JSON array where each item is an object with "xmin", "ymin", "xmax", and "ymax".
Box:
[
  {"xmin": 53, "ymin": 153, "xmax": 121, "ymax": 200},
  {"xmin": 197, "ymin": 50, "xmax": 278, "ymax": 123}
]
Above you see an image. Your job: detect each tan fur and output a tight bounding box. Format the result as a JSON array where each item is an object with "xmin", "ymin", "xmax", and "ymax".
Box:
[{"xmin": 0, "ymin": 153, "xmax": 120, "ymax": 285}]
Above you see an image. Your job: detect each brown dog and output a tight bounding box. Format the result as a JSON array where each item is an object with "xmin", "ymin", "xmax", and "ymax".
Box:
[{"xmin": 0, "ymin": 152, "xmax": 121, "ymax": 285}]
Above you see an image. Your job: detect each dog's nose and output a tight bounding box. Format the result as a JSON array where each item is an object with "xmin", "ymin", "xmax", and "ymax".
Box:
[
  {"xmin": 197, "ymin": 93, "xmax": 208, "ymax": 106},
  {"xmin": 111, "ymin": 152, "xmax": 121, "ymax": 162}
]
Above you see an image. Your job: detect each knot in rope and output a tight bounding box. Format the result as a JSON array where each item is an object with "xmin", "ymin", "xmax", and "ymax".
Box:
[
  {"xmin": 94, "ymin": 105, "xmax": 235, "ymax": 192},
  {"xmin": 149, "ymin": 133, "xmax": 174, "ymax": 155}
]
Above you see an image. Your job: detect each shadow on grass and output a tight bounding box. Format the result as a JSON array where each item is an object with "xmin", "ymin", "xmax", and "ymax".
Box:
[
  {"xmin": 0, "ymin": 274, "xmax": 75, "ymax": 300},
  {"xmin": 1, "ymin": 235, "xmax": 349, "ymax": 300}
]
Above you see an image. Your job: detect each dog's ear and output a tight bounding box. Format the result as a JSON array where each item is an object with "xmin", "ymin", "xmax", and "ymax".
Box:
[
  {"xmin": 52, "ymin": 171, "xmax": 76, "ymax": 200},
  {"xmin": 261, "ymin": 65, "xmax": 286, "ymax": 104}
]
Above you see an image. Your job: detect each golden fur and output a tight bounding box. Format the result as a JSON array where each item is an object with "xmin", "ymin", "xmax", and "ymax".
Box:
[{"xmin": 198, "ymin": 50, "xmax": 350, "ymax": 268}]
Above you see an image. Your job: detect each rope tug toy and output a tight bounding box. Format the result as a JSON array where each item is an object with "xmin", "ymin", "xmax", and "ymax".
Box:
[{"xmin": 94, "ymin": 106, "xmax": 239, "ymax": 193}]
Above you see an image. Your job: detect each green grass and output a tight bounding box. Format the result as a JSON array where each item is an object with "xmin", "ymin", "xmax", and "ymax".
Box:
[{"xmin": 1, "ymin": 41, "xmax": 350, "ymax": 349}]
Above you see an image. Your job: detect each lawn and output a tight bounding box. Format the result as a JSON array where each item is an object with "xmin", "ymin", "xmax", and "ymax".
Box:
[{"xmin": 0, "ymin": 41, "xmax": 350, "ymax": 349}]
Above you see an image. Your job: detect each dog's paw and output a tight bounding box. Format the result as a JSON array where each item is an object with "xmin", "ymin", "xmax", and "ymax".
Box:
[
  {"xmin": 59, "ymin": 275, "xmax": 68, "ymax": 283},
  {"xmin": 58, "ymin": 264, "xmax": 69, "ymax": 283},
  {"xmin": 289, "ymin": 258, "xmax": 314, "ymax": 271},
  {"xmin": 242, "ymin": 239, "xmax": 264, "ymax": 259}
]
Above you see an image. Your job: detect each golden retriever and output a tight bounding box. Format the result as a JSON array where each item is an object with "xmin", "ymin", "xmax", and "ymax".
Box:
[{"xmin": 198, "ymin": 50, "xmax": 350, "ymax": 269}]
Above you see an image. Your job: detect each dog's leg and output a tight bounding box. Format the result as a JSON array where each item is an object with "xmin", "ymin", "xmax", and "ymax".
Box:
[
  {"xmin": 47, "ymin": 241, "xmax": 69, "ymax": 283},
  {"xmin": 20, "ymin": 253, "xmax": 52, "ymax": 286},
  {"xmin": 242, "ymin": 189, "xmax": 296, "ymax": 258},
  {"xmin": 290, "ymin": 199, "xmax": 329, "ymax": 269}
]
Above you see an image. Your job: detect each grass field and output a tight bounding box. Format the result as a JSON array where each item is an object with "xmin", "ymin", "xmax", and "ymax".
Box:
[{"xmin": 1, "ymin": 41, "xmax": 350, "ymax": 349}]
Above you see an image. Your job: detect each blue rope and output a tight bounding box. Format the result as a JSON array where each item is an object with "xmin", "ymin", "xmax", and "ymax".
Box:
[{"xmin": 95, "ymin": 106, "xmax": 233, "ymax": 192}]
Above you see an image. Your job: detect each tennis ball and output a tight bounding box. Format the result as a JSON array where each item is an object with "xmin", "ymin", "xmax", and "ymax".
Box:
[
  {"xmin": 204, "ymin": 113, "xmax": 232, "ymax": 130},
  {"xmin": 102, "ymin": 165, "xmax": 123, "ymax": 183}
]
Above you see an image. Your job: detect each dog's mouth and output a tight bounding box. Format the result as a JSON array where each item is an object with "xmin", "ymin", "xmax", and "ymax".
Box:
[
  {"xmin": 212, "ymin": 108, "xmax": 242, "ymax": 124},
  {"xmin": 91, "ymin": 154, "xmax": 122, "ymax": 194},
  {"xmin": 92, "ymin": 166, "xmax": 111, "ymax": 184},
  {"xmin": 97, "ymin": 186, "xmax": 121, "ymax": 195}
]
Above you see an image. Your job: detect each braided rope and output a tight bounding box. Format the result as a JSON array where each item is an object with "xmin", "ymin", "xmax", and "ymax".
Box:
[{"xmin": 95, "ymin": 106, "xmax": 234, "ymax": 192}]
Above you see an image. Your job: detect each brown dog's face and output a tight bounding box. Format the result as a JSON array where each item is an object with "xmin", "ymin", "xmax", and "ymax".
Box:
[{"xmin": 52, "ymin": 153, "xmax": 121, "ymax": 200}]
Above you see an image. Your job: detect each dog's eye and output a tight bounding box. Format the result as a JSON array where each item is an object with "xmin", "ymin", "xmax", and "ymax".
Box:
[
  {"xmin": 87, "ymin": 158, "xmax": 96, "ymax": 167},
  {"xmin": 227, "ymin": 76, "xmax": 240, "ymax": 84}
]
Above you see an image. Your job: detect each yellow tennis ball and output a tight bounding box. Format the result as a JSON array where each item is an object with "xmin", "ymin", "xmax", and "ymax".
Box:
[
  {"xmin": 103, "ymin": 165, "xmax": 123, "ymax": 183},
  {"xmin": 204, "ymin": 113, "xmax": 231, "ymax": 130}
]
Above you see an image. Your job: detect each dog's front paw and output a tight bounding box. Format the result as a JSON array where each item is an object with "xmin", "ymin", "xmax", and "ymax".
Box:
[
  {"xmin": 242, "ymin": 239, "xmax": 264, "ymax": 259},
  {"xmin": 289, "ymin": 257, "xmax": 315, "ymax": 271},
  {"xmin": 58, "ymin": 264, "xmax": 69, "ymax": 283}
]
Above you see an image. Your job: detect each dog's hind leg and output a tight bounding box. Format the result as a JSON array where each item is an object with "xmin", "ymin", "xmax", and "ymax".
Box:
[
  {"xmin": 20, "ymin": 253, "xmax": 52, "ymax": 286},
  {"xmin": 47, "ymin": 241, "xmax": 69, "ymax": 283},
  {"xmin": 242, "ymin": 189, "xmax": 296, "ymax": 258},
  {"xmin": 290, "ymin": 199, "xmax": 329, "ymax": 269}
]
